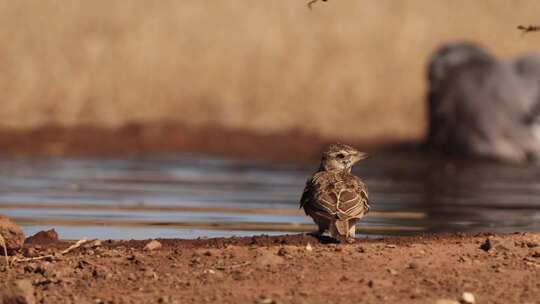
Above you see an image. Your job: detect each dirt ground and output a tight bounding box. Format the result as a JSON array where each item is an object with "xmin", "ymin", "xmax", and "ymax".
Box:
[{"xmin": 2, "ymin": 232, "xmax": 540, "ymax": 304}]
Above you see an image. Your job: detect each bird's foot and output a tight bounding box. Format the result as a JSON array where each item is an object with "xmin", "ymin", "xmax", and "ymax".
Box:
[{"xmin": 344, "ymin": 237, "xmax": 356, "ymax": 244}]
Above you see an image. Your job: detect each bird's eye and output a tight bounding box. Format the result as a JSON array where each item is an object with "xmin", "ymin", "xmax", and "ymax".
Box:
[{"xmin": 336, "ymin": 153, "xmax": 345, "ymax": 159}]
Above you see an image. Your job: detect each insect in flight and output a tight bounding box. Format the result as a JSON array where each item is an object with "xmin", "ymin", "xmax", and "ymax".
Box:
[
  {"xmin": 517, "ymin": 25, "xmax": 540, "ymax": 35},
  {"xmin": 307, "ymin": 0, "xmax": 328, "ymax": 10}
]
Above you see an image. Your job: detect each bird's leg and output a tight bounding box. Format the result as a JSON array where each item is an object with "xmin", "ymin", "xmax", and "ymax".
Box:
[
  {"xmin": 345, "ymin": 222, "xmax": 357, "ymax": 244},
  {"xmin": 316, "ymin": 223, "xmax": 326, "ymax": 236},
  {"xmin": 332, "ymin": 219, "xmax": 351, "ymax": 243},
  {"xmin": 307, "ymin": 216, "xmax": 329, "ymax": 239},
  {"xmin": 348, "ymin": 223, "xmax": 356, "ymax": 238},
  {"xmin": 329, "ymin": 220, "xmax": 339, "ymax": 241},
  {"xmin": 348, "ymin": 219, "xmax": 358, "ymax": 237}
]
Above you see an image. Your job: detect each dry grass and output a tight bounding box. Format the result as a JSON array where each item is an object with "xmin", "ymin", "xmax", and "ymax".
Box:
[{"xmin": 1, "ymin": 1, "xmax": 540, "ymax": 143}]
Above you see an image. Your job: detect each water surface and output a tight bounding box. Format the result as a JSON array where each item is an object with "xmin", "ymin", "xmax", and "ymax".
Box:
[{"xmin": 1, "ymin": 152, "xmax": 539, "ymax": 239}]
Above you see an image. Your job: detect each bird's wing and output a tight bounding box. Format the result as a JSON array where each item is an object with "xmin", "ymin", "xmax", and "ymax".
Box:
[
  {"xmin": 299, "ymin": 178, "xmax": 313, "ymax": 210},
  {"xmin": 335, "ymin": 176, "xmax": 369, "ymax": 220},
  {"xmin": 302, "ymin": 173, "xmax": 369, "ymax": 221},
  {"xmin": 301, "ymin": 172, "xmax": 337, "ymax": 218}
]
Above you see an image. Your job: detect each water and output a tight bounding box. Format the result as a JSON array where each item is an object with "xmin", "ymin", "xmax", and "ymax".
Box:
[{"xmin": 1, "ymin": 152, "xmax": 540, "ymax": 240}]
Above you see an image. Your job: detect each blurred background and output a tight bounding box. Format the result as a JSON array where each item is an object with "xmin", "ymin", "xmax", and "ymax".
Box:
[
  {"xmin": 2, "ymin": 1, "xmax": 540, "ymax": 240},
  {"xmin": 1, "ymin": 1, "xmax": 540, "ymax": 145}
]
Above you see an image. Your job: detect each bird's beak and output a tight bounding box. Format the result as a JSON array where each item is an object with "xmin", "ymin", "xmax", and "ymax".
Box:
[{"xmin": 353, "ymin": 152, "xmax": 369, "ymax": 163}]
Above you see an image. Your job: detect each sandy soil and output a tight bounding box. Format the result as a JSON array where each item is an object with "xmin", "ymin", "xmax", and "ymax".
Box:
[
  {"xmin": 0, "ymin": 124, "xmax": 409, "ymax": 163},
  {"xmin": 2, "ymin": 232, "xmax": 540, "ymax": 304}
]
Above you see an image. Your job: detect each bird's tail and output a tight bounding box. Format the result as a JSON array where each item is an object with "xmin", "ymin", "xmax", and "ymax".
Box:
[{"xmin": 330, "ymin": 219, "xmax": 349, "ymax": 241}]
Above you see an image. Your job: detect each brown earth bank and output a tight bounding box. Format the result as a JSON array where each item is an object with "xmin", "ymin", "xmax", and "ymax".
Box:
[
  {"xmin": 0, "ymin": 124, "xmax": 414, "ymax": 163},
  {"xmin": 2, "ymin": 232, "xmax": 540, "ymax": 304}
]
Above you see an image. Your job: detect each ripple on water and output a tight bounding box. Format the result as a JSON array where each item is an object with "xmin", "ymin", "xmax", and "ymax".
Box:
[{"xmin": 1, "ymin": 152, "xmax": 540, "ymax": 239}]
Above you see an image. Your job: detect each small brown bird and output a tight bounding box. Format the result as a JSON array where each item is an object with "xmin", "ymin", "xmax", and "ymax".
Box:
[{"xmin": 300, "ymin": 143, "xmax": 370, "ymax": 243}]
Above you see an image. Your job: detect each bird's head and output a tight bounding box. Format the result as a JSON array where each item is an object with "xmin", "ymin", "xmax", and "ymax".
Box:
[{"xmin": 320, "ymin": 143, "xmax": 368, "ymax": 173}]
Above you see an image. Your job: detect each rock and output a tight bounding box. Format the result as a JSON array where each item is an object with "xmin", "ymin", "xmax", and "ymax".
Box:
[
  {"xmin": 367, "ymin": 279, "xmax": 392, "ymax": 289},
  {"xmin": 0, "ymin": 279, "xmax": 36, "ymax": 304},
  {"xmin": 480, "ymin": 237, "xmax": 513, "ymax": 252},
  {"xmin": 0, "ymin": 215, "xmax": 25, "ymax": 254},
  {"xmin": 84, "ymin": 240, "xmax": 102, "ymax": 249},
  {"xmin": 157, "ymin": 296, "xmax": 172, "ymax": 304},
  {"xmin": 461, "ymin": 292, "xmax": 476, "ymax": 304},
  {"xmin": 276, "ymin": 247, "xmax": 289, "ymax": 257},
  {"xmin": 256, "ymin": 297, "xmax": 276, "ymax": 304},
  {"xmin": 479, "ymin": 238, "xmax": 492, "ymax": 251},
  {"xmin": 305, "ymin": 243, "xmax": 313, "ymax": 252},
  {"xmin": 458, "ymin": 256, "xmax": 470, "ymax": 263},
  {"xmin": 143, "ymin": 240, "xmax": 162, "ymax": 251},
  {"xmin": 526, "ymin": 241, "xmax": 539, "ymax": 248},
  {"xmin": 387, "ymin": 268, "xmax": 398, "ymax": 275},
  {"xmin": 25, "ymin": 264, "xmax": 47, "ymax": 275},
  {"xmin": 32, "ymin": 278, "xmax": 55, "ymax": 286},
  {"xmin": 24, "ymin": 229, "xmax": 59, "ymax": 246},
  {"xmin": 126, "ymin": 254, "xmax": 136, "ymax": 261}
]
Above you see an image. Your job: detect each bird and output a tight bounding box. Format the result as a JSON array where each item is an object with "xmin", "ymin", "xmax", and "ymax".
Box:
[
  {"xmin": 300, "ymin": 143, "xmax": 369, "ymax": 243},
  {"xmin": 426, "ymin": 41, "xmax": 540, "ymax": 163}
]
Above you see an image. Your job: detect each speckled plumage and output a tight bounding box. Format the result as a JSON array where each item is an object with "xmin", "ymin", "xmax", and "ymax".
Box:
[{"xmin": 300, "ymin": 144, "xmax": 369, "ymax": 243}]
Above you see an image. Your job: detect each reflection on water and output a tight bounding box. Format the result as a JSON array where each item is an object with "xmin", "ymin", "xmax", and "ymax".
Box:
[{"xmin": 1, "ymin": 152, "xmax": 540, "ymax": 239}]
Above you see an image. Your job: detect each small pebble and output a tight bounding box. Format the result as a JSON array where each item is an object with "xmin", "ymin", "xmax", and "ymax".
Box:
[
  {"xmin": 408, "ymin": 262, "xmax": 419, "ymax": 269},
  {"xmin": 461, "ymin": 292, "xmax": 476, "ymax": 304},
  {"xmin": 480, "ymin": 238, "xmax": 492, "ymax": 251},
  {"xmin": 526, "ymin": 242, "xmax": 539, "ymax": 248},
  {"xmin": 257, "ymin": 297, "xmax": 276, "ymax": 304},
  {"xmin": 144, "ymin": 240, "xmax": 162, "ymax": 251},
  {"xmin": 277, "ymin": 247, "xmax": 288, "ymax": 256}
]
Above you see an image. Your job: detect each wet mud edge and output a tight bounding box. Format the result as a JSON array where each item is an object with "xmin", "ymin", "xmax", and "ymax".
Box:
[
  {"xmin": 0, "ymin": 123, "xmax": 415, "ymax": 163},
  {"xmin": 23, "ymin": 231, "xmax": 518, "ymax": 250}
]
